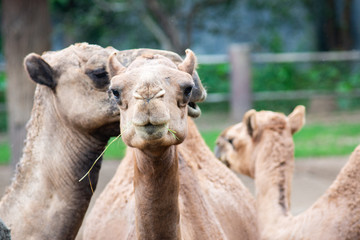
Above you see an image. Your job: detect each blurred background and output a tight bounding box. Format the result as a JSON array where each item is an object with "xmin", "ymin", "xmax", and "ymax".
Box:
[{"xmin": 0, "ymin": 0, "xmax": 360, "ymax": 166}]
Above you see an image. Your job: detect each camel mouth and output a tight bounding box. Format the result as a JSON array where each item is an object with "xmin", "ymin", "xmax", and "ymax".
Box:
[
  {"xmin": 214, "ymin": 144, "xmax": 230, "ymax": 167},
  {"xmin": 223, "ymin": 159, "xmax": 231, "ymax": 168},
  {"xmin": 214, "ymin": 145, "xmax": 221, "ymax": 159},
  {"xmin": 134, "ymin": 123, "xmax": 169, "ymax": 140},
  {"xmin": 187, "ymin": 102, "xmax": 201, "ymax": 118}
]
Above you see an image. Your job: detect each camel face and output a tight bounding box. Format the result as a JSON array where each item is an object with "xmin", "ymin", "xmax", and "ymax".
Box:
[
  {"xmin": 115, "ymin": 49, "xmax": 206, "ymax": 119},
  {"xmin": 24, "ymin": 43, "xmax": 120, "ymax": 136},
  {"xmin": 109, "ymin": 50, "xmax": 197, "ymax": 151},
  {"xmin": 215, "ymin": 121, "xmax": 255, "ymax": 177},
  {"xmin": 215, "ymin": 106, "xmax": 305, "ymax": 178}
]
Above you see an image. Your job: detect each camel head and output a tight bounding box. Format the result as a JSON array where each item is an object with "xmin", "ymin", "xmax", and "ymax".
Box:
[
  {"xmin": 109, "ymin": 49, "xmax": 198, "ymax": 152},
  {"xmin": 24, "ymin": 44, "xmax": 206, "ymax": 140},
  {"xmin": 115, "ymin": 48, "xmax": 206, "ymax": 119},
  {"xmin": 23, "ymin": 43, "xmax": 120, "ymax": 138},
  {"xmin": 215, "ymin": 105, "xmax": 305, "ymax": 178}
]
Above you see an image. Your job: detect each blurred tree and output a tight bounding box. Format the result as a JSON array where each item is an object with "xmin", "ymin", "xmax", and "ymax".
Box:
[
  {"xmin": 139, "ymin": 0, "xmax": 233, "ymax": 53},
  {"xmin": 51, "ymin": 0, "xmax": 234, "ymax": 53},
  {"xmin": 304, "ymin": 0, "xmax": 354, "ymax": 51},
  {"xmin": 249, "ymin": 0, "xmax": 357, "ymax": 51},
  {"xmin": 2, "ymin": 0, "xmax": 51, "ymax": 167},
  {"xmin": 51, "ymin": 0, "xmax": 159, "ymax": 49}
]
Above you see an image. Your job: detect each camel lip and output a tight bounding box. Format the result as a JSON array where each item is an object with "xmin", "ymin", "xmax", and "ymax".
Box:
[
  {"xmin": 214, "ymin": 145, "xmax": 221, "ymax": 159},
  {"xmin": 187, "ymin": 102, "xmax": 201, "ymax": 118},
  {"xmin": 134, "ymin": 122, "xmax": 169, "ymax": 140},
  {"xmin": 214, "ymin": 144, "xmax": 230, "ymax": 168},
  {"xmin": 223, "ymin": 160, "xmax": 231, "ymax": 168},
  {"xmin": 188, "ymin": 102, "xmax": 196, "ymax": 109}
]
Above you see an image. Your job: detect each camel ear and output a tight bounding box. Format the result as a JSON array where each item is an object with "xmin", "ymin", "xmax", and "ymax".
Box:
[
  {"xmin": 288, "ymin": 105, "xmax": 305, "ymax": 134},
  {"xmin": 24, "ymin": 53, "xmax": 56, "ymax": 89},
  {"xmin": 243, "ymin": 109, "xmax": 257, "ymax": 137},
  {"xmin": 179, "ymin": 49, "xmax": 207, "ymax": 118},
  {"xmin": 178, "ymin": 49, "xmax": 196, "ymax": 75},
  {"xmin": 107, "ymin": 52, "xmax": 126, "ymax": 78}
]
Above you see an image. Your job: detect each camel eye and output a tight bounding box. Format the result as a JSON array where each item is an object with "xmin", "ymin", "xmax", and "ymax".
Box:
[
  {"xmin": 94, "ymin": 71, "xmax": 107, "ymax": 79},
  {"xmin": 86, "ymin": 68, "xmax": 109, "ymax": 89},
  {"xmin": 227, "ymin": 138, "xmax": 233, "ymax": 145},
  {"xmin": 111, "ymin": 89, "xmax": 121, "ymax": 100}
]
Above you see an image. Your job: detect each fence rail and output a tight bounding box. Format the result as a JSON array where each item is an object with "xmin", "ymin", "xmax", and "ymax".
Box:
[
  {"xmin": 197, "ymin": 50, "xmax": 360, "ymax": 65},
  {"xmin": 206, "ymin": 89, "xmax": 360, "ymax": 103},
  {"xmin": 197, "ymin": 45, "xmax": 360, "ymax": 121},
  {"xmin": 1, "ymin": 47, "xmax": 360, "ymax": 121},
  {"xmin": 0, "ymin": 62, "xmax": 5, "ymax": 72},
  {"xmin": 252, "ymin": 50, "xmax": 360, "ymax": 63}
]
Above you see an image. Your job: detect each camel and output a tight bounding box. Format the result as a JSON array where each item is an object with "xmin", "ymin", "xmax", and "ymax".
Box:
[
  {"xmin": 0, "ymin": 43, "xmax": 204, "ymax": 240},
  {"xmin": 215, "ymin": 105, "xmax": 360, "ymax": 240},
  {"xmin": 0, "ymin": 43, "xmax": 120, "ymax": 240},
  {"xmin": 83, "ymin": 50, "xmax": 258, "ymax": 240}
]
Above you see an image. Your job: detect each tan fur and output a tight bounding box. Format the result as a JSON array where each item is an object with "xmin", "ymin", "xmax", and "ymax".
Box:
[
  {"xmin": 0, "ymin": 43, "xmax": 120, "ymax": 240},
  {"xmin": 83, "ymin": 51, "xmax": 258, "ymax": 240},
  {"xmin": 0, "ymin": 44, "xmax": 207, "ymax": 240},
  {"xmin": 215, "ymin": 105, "xmax": 360, "ymax": 239}
]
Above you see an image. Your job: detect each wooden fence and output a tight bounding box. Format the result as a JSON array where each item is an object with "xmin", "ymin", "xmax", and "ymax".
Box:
[
  {"xmin": 0, "ymin": 63, "xmax": 5, "ymax": 113},
  {"xmin": 1, "ymin": 45, "xmax": 360, "ymax": 123},
  {"xmin": 198, "ymin": 44, "xmax": 360, "ymax": 121}
]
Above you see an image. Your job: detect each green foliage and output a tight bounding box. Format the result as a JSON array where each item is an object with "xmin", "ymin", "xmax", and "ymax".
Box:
[
  {"xmin": 200, "ymin": 130, "xmax": 222, "ymax": 152},
  {"xmin": 50, "ymin": 0, "xmax": 159, "ymax": 49},
  {"xmin": 103, "ymin": 137, "xmax": 127, "ymax": 160},
  {"xmin": 197, "ymin": 63, "xmax": 230, "ymax": 94},
  {"xmin": 293, "ymin": 123, "xmax": 360, "ymax": 157},
  {"xmin": 253, "ymin": 99, "xmax": 309, "ymax": 114},
  {"xmin": 252, "ymin": 62, "xmax": 358, "ymax": 92},
  {"xmin": 198, "ymin": 61, "xmax": 360, "ymax": 94},
  {"xmin": 196, "ymin": 60, "xmax": 360, "ymax": 113},
  {"xmin": 198, "ymin": 102, "xmax": 230, "ymax": 112},
  {"xmin": 0, "ymin": 141, "xmax": 10, "ymax": 165},
  {"xmin": 252, "ymin": 61, "xmax": 360, "ymax": 111}
]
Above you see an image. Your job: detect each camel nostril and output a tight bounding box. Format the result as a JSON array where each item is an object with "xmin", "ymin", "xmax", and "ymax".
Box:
[
  {"xmin": 134, "ymin": 92, "xmax": 143, "ymax": 100},
  {"xmin": 133, "ymin": 89, "xmax": 165, "ymax": 102},
  {"xmin": 154, "ymin": 89, "xmax": 165, "ymax": 99},
  {"xmin": 184, "ymin": 86, "xmax": 193, "ymax": 98}
]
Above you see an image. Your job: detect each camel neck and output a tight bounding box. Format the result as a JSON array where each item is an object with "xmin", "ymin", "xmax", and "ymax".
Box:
[
  {"xmin": 254, "ymin": 131, "xmax": 294, "ymax": 223},
  {"xmin": 0, "ymin": 90, "xmax": 108, "ymax": 239},
  {"xmin": 133, "ymin": 146, "xmax": 181, "ymax": 240}
]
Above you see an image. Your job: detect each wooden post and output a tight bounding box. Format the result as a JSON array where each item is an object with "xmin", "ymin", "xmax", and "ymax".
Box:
[
  {"xmin": 229, "ymin": 44, "xmax": 252, "ymax": 122},
  {"xmin": 2, "ymin": 0, "xmax": 51, "ymax": 167}
]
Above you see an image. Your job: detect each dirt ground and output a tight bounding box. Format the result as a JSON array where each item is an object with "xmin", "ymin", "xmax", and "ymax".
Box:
[{"xmin": 0, "ymin": 155, "xmax": 349, "ymax": 239}]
